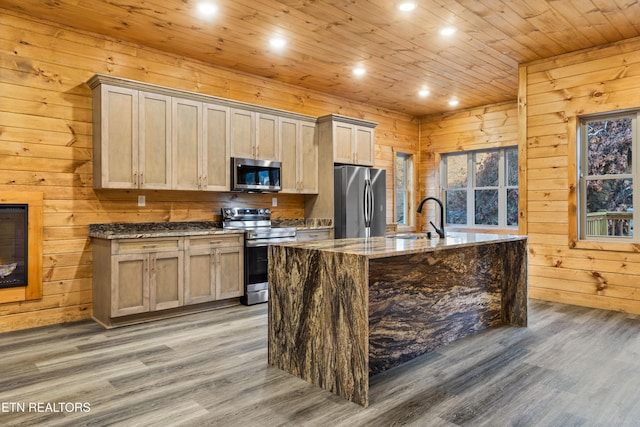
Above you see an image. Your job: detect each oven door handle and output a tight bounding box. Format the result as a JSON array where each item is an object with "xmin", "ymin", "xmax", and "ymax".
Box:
[{"xmin": 245, "ymin": 237, "xmax": 297, "ymax": 247}]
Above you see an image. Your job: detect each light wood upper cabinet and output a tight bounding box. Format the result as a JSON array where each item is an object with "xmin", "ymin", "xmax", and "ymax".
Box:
[
  {"xmin": 92, "ymin": 85, "xmax": 138, "ymax": 189},
  {"xmin": 92, "ymin": 85, "xmax": 173, "ymax": 189},
  {"xmin": 256, "ymin": 113, "xmax": 279, "ymax": 160},
  {"xmin": 139, "ymin": 91, "xmax": 172, "ymax": 189},
  {"xmin": 321, "ymin": 114, "xmax": 377, "ymax": 167},
  {"xmin": 280, "ymin": 118, "xmax": 298, "ymax": 193},
  {"xmin": 230, "ymin": 109, "xmax": 280, "ymax": 161},
  {"xmin": 230, "ymin": 108, "xmax": 255, "ymax": 159},
  {"xmin": 354, "ymin": 126, "xmax": 375, "ymax": 166},
  {"xmin": 89, "ymin": 74, "xmax": 314, "ymax": 191},
  {"xmin": 280, "ymin": 117, "xmax": 318, "ymax": 194},
  {"xmin": 172, "ymin": 101, "xmax": 230, "ymax": 191},
  {"xmin": 172, "ymin": 98, "xmax": 203, "ymax": 190},
  {"xmin": 333, "ymin": 121, "xmax": 355, "ymax": 165},
  {"xmin": 202, "ymin": 103, "xmax": 230, "ymax": 191}
]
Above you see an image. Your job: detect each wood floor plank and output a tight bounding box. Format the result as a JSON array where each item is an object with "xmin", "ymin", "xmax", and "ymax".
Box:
[{"xmin": 1, "ymin": 300, "xmax": 640, "ymax": 426}]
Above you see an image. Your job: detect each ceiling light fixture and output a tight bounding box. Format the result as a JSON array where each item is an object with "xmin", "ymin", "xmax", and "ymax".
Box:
[
  {"xmin": 398, "ymin": 2, "xmax": 417, "ymax": 12},
  {"xmin": 418, "ymin": 87, "xmax": 430, "ymax": 97},
  {"xmin": 448, "ymin": 98, "xmax": 459, "ymax": 107},
  {"xmin": 353, "ymin": 67, "xmax": 366, "ymax": 76},
  {"xmin": 269, "ymin": 37, "xmax": 287, "ymax": 50},
  {"xmin": 440, "ymin": 26, "xmax": 456, "ymax": 36},
  {"xmin": 196, "ymin": 2, "xmax": 218, "ymax": 18}
]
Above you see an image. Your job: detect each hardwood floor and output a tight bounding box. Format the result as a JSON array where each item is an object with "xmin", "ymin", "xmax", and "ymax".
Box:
[{"xmin": 1, "ymin": 300, "xmax": 640, "ymax": 426}]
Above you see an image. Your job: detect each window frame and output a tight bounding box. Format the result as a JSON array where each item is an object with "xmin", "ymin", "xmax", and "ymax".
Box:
[
  {"xmin": 576, "ymin": 110, "xmax": 638, "ymax": 244},
  {"xmin": 394, "ymin": 151, "xmax": 415, "ymax": 230},
  {"xmin": 440, "ymin": 147, "xmax": 518, "ymax": 230}
]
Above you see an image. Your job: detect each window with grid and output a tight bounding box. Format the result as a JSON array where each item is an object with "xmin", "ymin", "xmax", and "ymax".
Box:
[
  {"xmin": 441, "ymin": 148, "xmax": 518, "ymax": 229},
  {"xmin": 578, "ymin": 112, "xmax": 636, "ymax": 241}
]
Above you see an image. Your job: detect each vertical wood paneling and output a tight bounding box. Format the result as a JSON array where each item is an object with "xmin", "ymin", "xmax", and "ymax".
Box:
[
  {"xmin": 522, "ymin": 37, "xmax": 640, "ymax": 315},
  {"xmin": 419, "ymin": 102, "xmax": 519, "ymax": 233},
  {"xmin": 0, "ymin": 10, "xmax": 417, "ymax": 332}
]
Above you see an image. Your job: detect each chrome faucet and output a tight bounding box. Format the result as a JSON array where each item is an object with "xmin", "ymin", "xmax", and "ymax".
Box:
[{"xmin": 417, "ymin": 197, "xmax": 445, "ymax": 238}]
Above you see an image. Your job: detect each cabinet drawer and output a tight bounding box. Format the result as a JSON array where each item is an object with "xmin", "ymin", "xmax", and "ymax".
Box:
[
  {"xmin": 187, "ymin": 234, "xmax": 243, "ymax": 248},
  {"xmin": 296, "ymin": 229, "xmax": 332, "ymax": 242},
  {"xmin": 114, "ymin": 237, "xmax": 183, "ymax": 254}
]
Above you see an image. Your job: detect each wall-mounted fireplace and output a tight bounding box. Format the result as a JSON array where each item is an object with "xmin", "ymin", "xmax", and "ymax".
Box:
[
  {"xmin": 0, "ymin": 191, "xmax": 42, "ymax": 303},
  {"xmin": 0, "ymin": 204, "xmax": 28, "ymax": 288}
]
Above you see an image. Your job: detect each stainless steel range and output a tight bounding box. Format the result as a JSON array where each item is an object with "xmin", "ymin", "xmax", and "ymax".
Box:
[{"xmin": 222, "ymin": 207, "xmax": 296, "ymax": 305}]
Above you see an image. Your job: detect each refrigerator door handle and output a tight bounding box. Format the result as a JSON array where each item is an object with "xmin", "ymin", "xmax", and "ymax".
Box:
[
  {"xmin": 363, "ymin": 179, "xmax": 371, "ymax": 227},
  {"xmin": 369, "ymin": 183, "xmax": 375, "ymax": 224}
]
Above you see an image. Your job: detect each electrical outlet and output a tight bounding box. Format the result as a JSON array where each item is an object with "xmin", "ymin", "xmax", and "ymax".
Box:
[
  {"xmin": 272, "ymin": 197, "xmax": 277, "ymax": 207},
  {"xmin": 138, "ymin": 195, "xmax": 146, "ymax": 207}
]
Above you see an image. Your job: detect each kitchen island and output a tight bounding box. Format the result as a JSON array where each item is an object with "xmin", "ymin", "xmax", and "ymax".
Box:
[{"xmin": 268, "ymin": 232, "xmax": 527, "ymax": 407}]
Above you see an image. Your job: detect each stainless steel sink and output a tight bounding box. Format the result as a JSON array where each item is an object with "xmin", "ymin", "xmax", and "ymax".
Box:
[{"xmin": 386, "ymin": 233, "xmax": 429, "ymax": 240}]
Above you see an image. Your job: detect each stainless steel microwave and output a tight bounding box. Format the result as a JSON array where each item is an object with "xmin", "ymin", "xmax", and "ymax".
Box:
[{"xmin": 230, "ymin": 157, "xmax": 281, "ymax": 193}]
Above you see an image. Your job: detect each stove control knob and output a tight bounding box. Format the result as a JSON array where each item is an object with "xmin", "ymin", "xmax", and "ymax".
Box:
[
  {"xmin": 258, "ymin": 208, "xmax": 265, "ymax": 215},
  {"xmin": 265, "ymin": 208, "xmax": 271, "ymax": 215}
]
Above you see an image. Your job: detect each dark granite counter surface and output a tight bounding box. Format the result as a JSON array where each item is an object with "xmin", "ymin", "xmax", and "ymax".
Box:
[
  {"xmin": 274, "ymin": 232, "xmax": 526, "ymax": 259},
  {"xmin": 88, "ymin": 221, "xmax": 243, "ymax": 239}
]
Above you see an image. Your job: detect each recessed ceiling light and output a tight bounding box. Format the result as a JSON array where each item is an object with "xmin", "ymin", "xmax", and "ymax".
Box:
[
  {"xmin": 448, "ymin": 99, "xmax": 459, "ymax": 107},
  {"xmin": 269, "ymin": 37, "xmax": 287, "ymax": 50},
  {"xmin": 196, "ymin": 2, "xmax": 218, "ymax": 18},
  {"xmin": 353, "ymin": 67, "xmax": 366, "ymax": 76},
  {"xmin": 440, "ymin": 26, "xmax": 456, "ymax": 36},
  {"xmin": 398, "ymin": 2, "xmax": 416, "ymax": 12},
  {"xmin": 418, "ymin": 88, "xmax": 430, "ymax": 97}
]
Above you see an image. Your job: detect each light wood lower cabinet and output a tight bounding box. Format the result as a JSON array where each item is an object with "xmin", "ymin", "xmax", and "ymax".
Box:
[
  {"xmin": 92, "ymin": 233, "xmax": 243, "ymax": 327},
  {"xmin": 95, "ymin": 237, "xmax": 184, "ymax": 318},
  {"xmin": 184, "ymin": 235, "xmax": 244, "ymax": 304},
  {"xmin": 111, "ymin": 249, "xmax": 183, "ymax": 316}
]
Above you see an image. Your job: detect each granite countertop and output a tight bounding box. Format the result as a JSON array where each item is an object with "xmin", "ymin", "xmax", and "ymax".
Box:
[
  {"xmin": 273, "ymin": 232, "xmax": 527, "ymax": 259},
  {"xmin": 88, "ymin": 221, "xmax": 243, "ymax": 239}
]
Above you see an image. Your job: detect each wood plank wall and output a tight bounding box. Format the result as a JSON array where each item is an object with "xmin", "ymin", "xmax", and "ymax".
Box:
[
  {"xmin": 521, "ymin": 36, "xmax": 640, "ymax": 315},
  {"xmin": 0, "ymin": 10, "xmax": 418, "ymax": 332},
  {"xmin": 418, "ymin": 102, "xmax": 519, "ymax": 233}
]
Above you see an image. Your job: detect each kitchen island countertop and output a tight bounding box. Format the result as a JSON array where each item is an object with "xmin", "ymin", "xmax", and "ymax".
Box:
[{"xmin": 275, "ymin": 231, "xmax": 524, "ymax": 258}]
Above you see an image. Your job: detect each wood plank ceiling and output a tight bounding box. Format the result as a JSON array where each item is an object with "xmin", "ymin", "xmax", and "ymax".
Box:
[{"xmin": 3, "ymin": 0, "xmax": 640, "ymax": 116}]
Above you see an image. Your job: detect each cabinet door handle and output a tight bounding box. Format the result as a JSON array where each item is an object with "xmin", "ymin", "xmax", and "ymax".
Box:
[
  {"xmin": 142, "ymin": 244, "xmax": 158, "ymax": 249},
  {"xmin": 133, "ymin": 172, "xmax": 138, "ymax": 187},
  {"xmin": 139, "ymin": 171, "xmax": 144, "ymax": 186},
  {"xmin": 209, "ymin": 241, "xmax": 223, "ymax": 245}
]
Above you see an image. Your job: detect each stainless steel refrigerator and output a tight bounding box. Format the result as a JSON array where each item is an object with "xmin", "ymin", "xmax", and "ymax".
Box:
[{"xmin": 334, "ymin": 165, "xmax": 386, "ymax": 238}]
